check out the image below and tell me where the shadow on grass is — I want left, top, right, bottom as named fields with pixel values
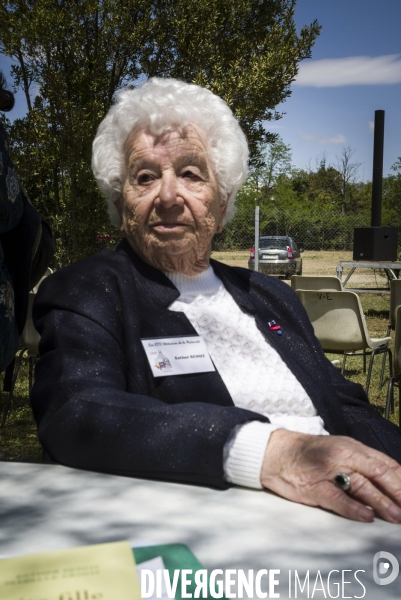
left=341, top=368, right=360, bottom=377
left=0, top=391, right=43, bottom=463
left=364, top=308, right=390, bottom=319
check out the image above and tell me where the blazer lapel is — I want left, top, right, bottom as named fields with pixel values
left=119, top=241, right=235, bottom=407
left=118, top=242, right=347, bottom=434
left=211, top=260, right=345, bottom=434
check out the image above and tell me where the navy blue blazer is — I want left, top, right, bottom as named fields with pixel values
left=31, top=240, right=401, bottom=487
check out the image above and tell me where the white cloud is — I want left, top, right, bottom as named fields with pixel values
left=294, top=54, right=401, bottom=87
left=368, top=121, right=375, bottom=133
left=299, top=132, right=347, bottom=145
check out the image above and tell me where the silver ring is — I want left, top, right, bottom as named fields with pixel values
left=333, top=472, right=352, bottom=491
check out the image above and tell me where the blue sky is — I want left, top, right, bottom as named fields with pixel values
left=1, top=0, right=400, bottom=181
left=277, top=0, right=401, bottom=180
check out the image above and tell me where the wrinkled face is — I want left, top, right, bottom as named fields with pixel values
left=119, top=126, right=227, bottom=272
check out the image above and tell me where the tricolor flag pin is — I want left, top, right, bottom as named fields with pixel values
left=268, top=320, right=282, bottom=335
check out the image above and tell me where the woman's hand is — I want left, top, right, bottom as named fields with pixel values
left=261, top=429, right=401, bottom=523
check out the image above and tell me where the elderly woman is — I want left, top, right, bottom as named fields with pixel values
left=32, top=78, right=401, bottom=524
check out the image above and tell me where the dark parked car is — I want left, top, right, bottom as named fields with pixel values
left=248, top=236, right=303, bottom=278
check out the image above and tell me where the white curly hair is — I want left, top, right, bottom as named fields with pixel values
left=92, top=77, right=249, bottom=227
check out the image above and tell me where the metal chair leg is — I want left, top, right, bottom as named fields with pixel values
left=380, top=325, right=392, bottom=387
left=341, top=354, right=347, bottom=375
left=379, top=347, right=393, bottom=389
left=386, top=377, right=393, bottom=420
left=363, top=350, right=367, bottom=374
left=398, top=385, right=401, bottom=428
left=365, top=349, right=377, bottom=395
left=379, top=351, right=387, bottom=388
left=387, top=348, right=393, bottom=378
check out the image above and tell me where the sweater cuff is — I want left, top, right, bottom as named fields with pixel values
left=223, top=421, right=282, bottom=489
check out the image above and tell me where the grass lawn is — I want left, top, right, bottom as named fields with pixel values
left=0, top=250, right=398, bottom=462
left=0, top=361, right=42, bottom=462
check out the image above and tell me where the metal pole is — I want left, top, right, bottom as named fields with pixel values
left=371, top=110, right=385, bottom=227
left=254, top=205, right=260, bottom=272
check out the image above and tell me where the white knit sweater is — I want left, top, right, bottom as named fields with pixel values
left=165, top=267, right=328, bottom=489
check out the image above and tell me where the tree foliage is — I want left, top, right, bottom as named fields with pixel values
left=143, top=0, right=321, bottom=152
left=214, top=143, right=401, bottom=253
left=248, top=137, right=292, bottom=193
left=0, top=0, right=320, bottom=264
left=384, top=157, right=401, bottom=216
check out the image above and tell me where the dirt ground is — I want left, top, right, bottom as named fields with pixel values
left=211, top=249, right=393, bottom=289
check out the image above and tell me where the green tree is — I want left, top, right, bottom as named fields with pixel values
left=383, top=158, right=401, bottom=233
left=1, top=0, right=320, bottom=263
left=141, top=0, right=320, bottom=153
left=249, top=136, right=293, bottom=195
left=219, top=136, right=295, bottom=248
left=227, top=145, right=375, bottom=252
left=291, top=158, right=343, bottom=209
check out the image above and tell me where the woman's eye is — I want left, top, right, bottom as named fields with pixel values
left=182, top=170, right=198, bottom=179
left=137, top=173, right=154, bottom=185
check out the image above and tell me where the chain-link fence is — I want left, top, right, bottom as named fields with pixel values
left=213, top=204, right=400, bottom=253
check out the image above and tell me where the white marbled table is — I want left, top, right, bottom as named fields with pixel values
left=0, top=461, right=400, bottom=599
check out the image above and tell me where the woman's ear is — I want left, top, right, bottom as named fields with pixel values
left=114, top=195, right=126, bottom=234
left=114, top=195, right=124, bottom=219
left=216, top=196, right=229, bottom=233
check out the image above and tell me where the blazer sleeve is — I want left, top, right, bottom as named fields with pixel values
left=31, top=264, right=268, bottom=488
left=250, top=274, right=401, bottom=463
left=323, top=356, right=401, bottom=462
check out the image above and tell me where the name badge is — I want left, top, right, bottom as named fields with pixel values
left=141, top=335, right=215, bottom=377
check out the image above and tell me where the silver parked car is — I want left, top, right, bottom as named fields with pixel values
left=248, top=236, right=303, bottom=278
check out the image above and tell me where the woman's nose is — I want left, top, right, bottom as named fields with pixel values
left=157, top=172, right=183, bottom=208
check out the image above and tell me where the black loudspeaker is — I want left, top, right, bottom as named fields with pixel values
left=353, top=227, right=398, bottom=261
